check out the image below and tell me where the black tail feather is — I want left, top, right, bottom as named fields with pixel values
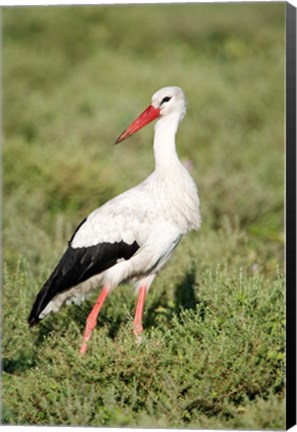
left=28, top=263, right=64, bottom=326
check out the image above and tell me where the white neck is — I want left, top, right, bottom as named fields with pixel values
left=153, top=113, right=181, bottom=171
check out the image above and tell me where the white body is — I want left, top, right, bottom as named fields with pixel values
left=39, top=87, right=201, bottom=319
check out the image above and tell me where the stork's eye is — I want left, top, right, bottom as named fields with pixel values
left=160, top=96, right=172, bottom=105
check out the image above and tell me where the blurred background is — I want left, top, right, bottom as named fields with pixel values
left=3, top=3, right=285, bottom=428
left=4, top=3, right=284, bottom=272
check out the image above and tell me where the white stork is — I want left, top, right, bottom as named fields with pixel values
left=28, top=86, right=201, bottom=354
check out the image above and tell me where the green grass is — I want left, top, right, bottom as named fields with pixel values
left=2, top=3, right=285, bottom=429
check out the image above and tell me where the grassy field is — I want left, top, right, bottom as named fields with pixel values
left=2, top=3, right=285, bottom=429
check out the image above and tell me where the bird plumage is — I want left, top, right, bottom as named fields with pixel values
left=28, top=86, right=201, bottom=352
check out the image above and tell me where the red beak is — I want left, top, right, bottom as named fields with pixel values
left=115, top=105, right=160, bottom=144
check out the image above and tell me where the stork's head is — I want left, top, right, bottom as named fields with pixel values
left=115, top=86, right=186, bottom=144
left=151, top=86, right=187, bottom=119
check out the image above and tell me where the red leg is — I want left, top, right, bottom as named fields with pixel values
left=133, top=285, right=147, bottom=342
left=80, top=285, right=109, bottom=355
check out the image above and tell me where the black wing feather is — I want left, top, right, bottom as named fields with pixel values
left=28, top=240, right=139, bottom=326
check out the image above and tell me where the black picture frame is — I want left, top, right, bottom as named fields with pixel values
left=286, top=2, right=297, bottom=430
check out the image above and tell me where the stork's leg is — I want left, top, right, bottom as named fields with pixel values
left=80, top=285, right=109, bottom=355
left=133, top=284, right=147, bottom=342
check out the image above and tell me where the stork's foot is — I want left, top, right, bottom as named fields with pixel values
left=79, top=286, right=109, bottom=356
left=80, top=321, right=95, bottom=355
left=133, top=285, right=146, bottom=345
left=80, top=342, right=88, bottom=355
left=133, top=322, right=143, bottom=344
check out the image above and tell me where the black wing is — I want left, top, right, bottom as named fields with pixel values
left=28, top=240, right=139, bottom=326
